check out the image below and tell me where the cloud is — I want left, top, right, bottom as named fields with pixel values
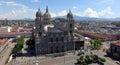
left=73, top=6, right=77, bottom=9
left=98, top=7, right=115, bottom=18
left=50, top=10, right=68, bottom=17
left=74, top=13, right=81, bottom=16
left=0, top=15, right=7, bottom=19
left=0, top=1, right=25, bottom=7
left=84, top=8, right=99, bottom=17
left=50, top=12, right=57, bottom=17
left=45, top=7, right=116, bottom=18
left=74, top=7, right=116, bottom=18
left=31, top=0, right=40, bottom=2
left=58, top=10, right=67, bottom=16
left=50, top=6, right=116, bottom=18
left=0, top=1, right=36, bottom=19
left=0, top=1, right=116, bottom=19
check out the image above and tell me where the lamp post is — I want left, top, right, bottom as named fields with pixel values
left=74, top=37, right=75, bottom=55
left=36, top=56, right=38, bottom=65
left=64, top=42, right=66, bottom=64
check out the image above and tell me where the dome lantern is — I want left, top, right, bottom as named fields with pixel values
left=44, top=6, right=51, bottom=19
left=67, top=10, right=73, bottom=18
left=36, top=8, right=42, bottom=17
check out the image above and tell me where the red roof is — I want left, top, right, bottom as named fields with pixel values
left=75, top=30, right=106, bottom=40
left=113, top=42, right=120, bottom=47
left=0, top=32, right=31, bottom=35
left=0, top=39, right=6, bottom=45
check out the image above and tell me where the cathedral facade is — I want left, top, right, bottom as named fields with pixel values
left=34, top=6, right=74, bottom=55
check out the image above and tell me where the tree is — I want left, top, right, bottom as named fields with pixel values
left=99, top=57, right=106, bottom=62
left=12, top=35, right=25, bottom=54
left=106, top=49, right=111, bottom=56
left=76, top=54, right=106, bottom=65
left=76, top=58, right=80, bottom=64
left=26, top=38, right=35, bottom=45
left=113, top=53, right=119, bottom=59
left=92, top=55, right=99, bottom=62
left=85, top=55, right=91, bottom=64
left=79, top=55, right=84, bottom=61
left=76, top=55, right=84, bottom=64
left=89, top=39, right=102, bottom=50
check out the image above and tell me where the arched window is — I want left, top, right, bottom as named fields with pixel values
left=39, top=32, right=41, bottom=36
left=70, top=30, right=72, bottom=34
left=61, top=46, right=64, bottom=52
left=56, top=46, right=59, bottom=52
left=70, top=24, right=72, bottom=28
left=50, top=47, right=53, bottom=53
left=56, top=37, right=59, bottom=42
left=61, top=37, right=64, bottom=41
left=50, top=38, right=53, bottom=42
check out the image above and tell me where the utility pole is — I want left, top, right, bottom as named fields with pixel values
left=64, top=42, right=66, bottom=64
left=35, top=54, right=38, bottom=65
left=73, top=34, right=75, bottom=55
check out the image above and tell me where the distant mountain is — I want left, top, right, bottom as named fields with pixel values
left=53, top=15, right=80, bottom=20
left=53, top=15, right=120, bottom=22
left=22, top=18, right=34, bottom=20
left=21, top=16, right=120, bottom=22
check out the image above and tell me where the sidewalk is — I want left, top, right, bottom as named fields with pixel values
left=0, top=42, right=15, bottom=65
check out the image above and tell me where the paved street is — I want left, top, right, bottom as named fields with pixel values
left=10, top=40, right=119, bottom=65
left=0, top=39, right=16, bottom=65
left=88, top=41, right=117, bottom=65
left=58, top=41, right=118, bottom=65
left=20, top=55, right=78, bottom=65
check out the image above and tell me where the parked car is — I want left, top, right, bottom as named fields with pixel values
left=115, top=61, right=120, bottom=65
left=77, top=50, right=84, bottom=56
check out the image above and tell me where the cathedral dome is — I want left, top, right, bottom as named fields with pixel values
left=67, top=10, right=73, bottom=18
left=43, top=6, right=51, bottom=19
left=44, top=12, right=51, bottom=19
left=36, top=8, right=42, bottom=17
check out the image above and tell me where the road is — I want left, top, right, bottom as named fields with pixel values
left=0, top=39, right=15, bottom=65
left=90, top=41, right=117, bottom=65
left=20, top=55, right=78, bottom=65
left=9, top=38, right=119, bottom=65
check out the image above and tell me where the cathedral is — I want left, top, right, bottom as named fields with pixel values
left=34, top=6, right=74, bottom=55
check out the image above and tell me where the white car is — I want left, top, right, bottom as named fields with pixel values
left=115, top=61, right=120, bottom=65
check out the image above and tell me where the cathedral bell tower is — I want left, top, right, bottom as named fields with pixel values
left=67, top=10, right=74, bottom=42
left=35, top=8, right=43, bottom=37
left=35, top=8, right=44, bottom=55
left=43, top=6, right=51, bottom=25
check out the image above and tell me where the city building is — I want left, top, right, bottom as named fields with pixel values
left=110, top=42, right=120, bottom=55
left=0, top=39, right=8, bottom=58
left=34, top=6, right=75, bottom=55
left=0, top=26, right=12, bottom=32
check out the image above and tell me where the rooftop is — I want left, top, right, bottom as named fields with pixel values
left=112, top=42, right=120, bottom=47
left=0, top=32, right=31, bottom=35
left=0, top=39, right=7, bottom=45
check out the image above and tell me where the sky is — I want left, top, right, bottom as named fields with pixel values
left=0, top=0, right=120, bottom=20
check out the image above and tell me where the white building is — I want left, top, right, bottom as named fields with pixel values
left=0, top=26, right=12, bottom=32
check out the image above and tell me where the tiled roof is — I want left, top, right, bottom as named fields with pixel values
left=0, top=32, right=31, bottom=35
left=112, top=42, right=120, bottom=47
left=75, top=30, right=106, bottom=40
left=0, top=39, right=6, bottom=45
left=74, top=38, right=80, bottom=42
